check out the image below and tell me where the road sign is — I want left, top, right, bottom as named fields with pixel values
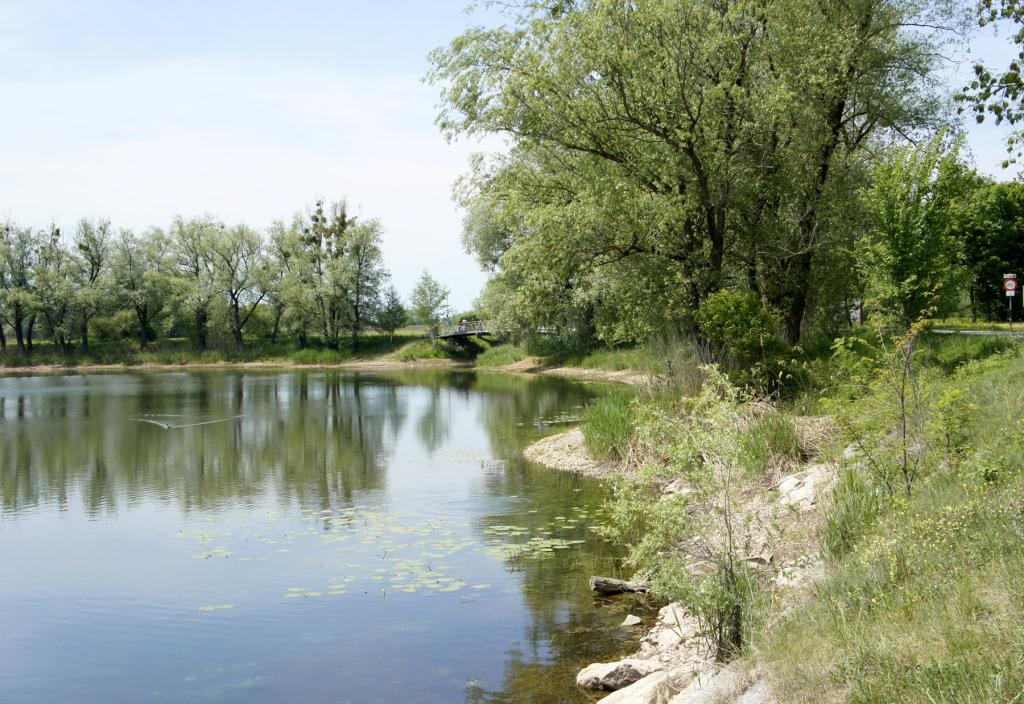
left=1005, top=278, right=1018, bottom=294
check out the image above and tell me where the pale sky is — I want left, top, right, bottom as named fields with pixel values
left=0, top=1, right=1021, bottom=310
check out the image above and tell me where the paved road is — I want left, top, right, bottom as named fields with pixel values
left=930, top=329, right=1024, bottom=338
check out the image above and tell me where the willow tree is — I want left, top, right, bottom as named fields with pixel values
left=431, top=0, right=963, bottom=343
left=73, top=218, right=112, bottom=353
left=210, top=224, right=267, bottom=349
left=169, top=216, right=219, bottom=351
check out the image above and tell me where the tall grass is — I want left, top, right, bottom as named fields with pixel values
left=581, top=392, right=636, bottom=461
left=739, top=411, right=801, bottom=477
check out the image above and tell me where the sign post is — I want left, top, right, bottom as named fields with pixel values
left=1004, top=274, right=1017, bottom=331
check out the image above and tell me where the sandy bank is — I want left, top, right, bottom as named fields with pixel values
left=499, top=357, right=650, bottom=385
left=522, top=428, right=621, bottom=477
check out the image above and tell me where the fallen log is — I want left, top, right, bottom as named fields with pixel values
left=590, top=575, right=649, bottom=595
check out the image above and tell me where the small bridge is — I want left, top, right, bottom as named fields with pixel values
left=435, top=320, right=555, bottom=339
left=436, top=320, right=495, bottom=339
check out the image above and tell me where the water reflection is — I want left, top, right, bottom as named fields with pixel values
left=0, top=369, right=648, bottom=704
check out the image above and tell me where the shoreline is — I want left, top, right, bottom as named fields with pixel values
left=0, top=356, right=649, bottom=384
left=0, top=357, right=473, bottom=376
left=524, top=423, right=837, bottom=703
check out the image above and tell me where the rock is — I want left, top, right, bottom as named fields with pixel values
left=843, top=443, right=860, bottom=460
left=598, top=671, right=669, bottom=704
left=668, top=668, right=745, bottom=704
left=736, top=679, right=770, bottom=704
left=663, top=479, right=694, bottom=497
left=592, top=575, right=650, bottom=595
left=743, top=554, right=773, bottom=569
left=658, top=603, right=687, bottom=627
left=622, top=614, right=643, bottom=627
left=577, top=659, right=664, bottom=691
left=645, top=625, right=687, bottom=651
left=777, top=463, right=836, bottom=512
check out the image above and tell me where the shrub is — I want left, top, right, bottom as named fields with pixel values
left=696, top=290, right=789, bottom=388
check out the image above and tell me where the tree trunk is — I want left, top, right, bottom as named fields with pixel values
left=136, top=307, right=149, bottom=350
left=195, top=309, right=208, bottom=352
left=80, top=317, right=90, bottom=354
left=14, top=308, right=25, bottom=354
left=270, top=308, right=282, bottom=344
left=231, top=302, right=245, bottom=349
left=784, top=250, right=814, bottom=344
left=26, top=314, right=35, bottom=353
left=0, top=323, right=6, bottom=353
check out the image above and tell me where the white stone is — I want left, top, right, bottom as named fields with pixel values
left=663, top=479, right=694, bottom=496
left=668, top=669, right=745, bottom=704
left=658, top=603, right=687, bottom=627
left=736, top=680, right=770, bottom=704
left=578, top=659, right=664, bottom=691
left=622, top=614, right=643, bottom=627
left=598, top=671, right=669, bottom=704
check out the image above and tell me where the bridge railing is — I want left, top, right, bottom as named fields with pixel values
left=436, top=320, right=492, bottom=337
left=433, top=320, right=558, bottom=338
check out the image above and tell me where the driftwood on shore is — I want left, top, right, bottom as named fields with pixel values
left=590, top=575, right=649, bottom=595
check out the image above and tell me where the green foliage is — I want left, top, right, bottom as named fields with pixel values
left=821, top=466, right=882, bottom=561
left=409, top=270, right=449, bottom=332
left=602, top=368, right=769, bottom=661
left=431, top=0, right=954, bottom=346
left=958, top=0, right=1024, bottom=162
left=394, top=339, right=463, bottom=362
left=948, top=180, right=1024, bottom=320
left=0, top=194, right=398, bottom=357
left=696, top=290, right=789, bottom=388
left=858, top=133, right=968, bottom=326
left=580, top=392, right=635, bottom=462
left=376, top=285, right=407, bottom=342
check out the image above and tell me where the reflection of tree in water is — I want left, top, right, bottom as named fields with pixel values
left=474, top=373, right=599, bottom=462
left=464, top=376, right=649, bottom=704
left=0, top=371, right=409, bottom=516
left=469, top=460, right=650, bottom=704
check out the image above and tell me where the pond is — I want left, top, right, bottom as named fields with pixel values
left=0, top=369, right=648, bottom=704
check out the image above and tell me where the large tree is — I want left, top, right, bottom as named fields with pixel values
left=0, top=222, right=42, bottom=353
left=111, top=229, right=172, bottom=350
left=342, top=220, right=388, bottom=350
left=73, top=218, right=112, bottom=353
left=210, top=224, right=267, bottom=349
left=169, top=216, right=219, bottom=351
left=410, top=270, right=450, bottom=337
left=431, top=0, right=963, bottom=344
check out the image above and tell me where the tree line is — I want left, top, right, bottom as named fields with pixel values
left=0, top=199, right=454, bottom=356
left=430, top=0, right=1024, bottom=353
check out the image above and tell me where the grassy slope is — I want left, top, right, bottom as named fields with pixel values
left=760, top=336, right=1024, bottom=703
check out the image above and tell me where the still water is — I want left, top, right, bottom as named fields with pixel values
left=0, top=370, right=645, bottom=704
